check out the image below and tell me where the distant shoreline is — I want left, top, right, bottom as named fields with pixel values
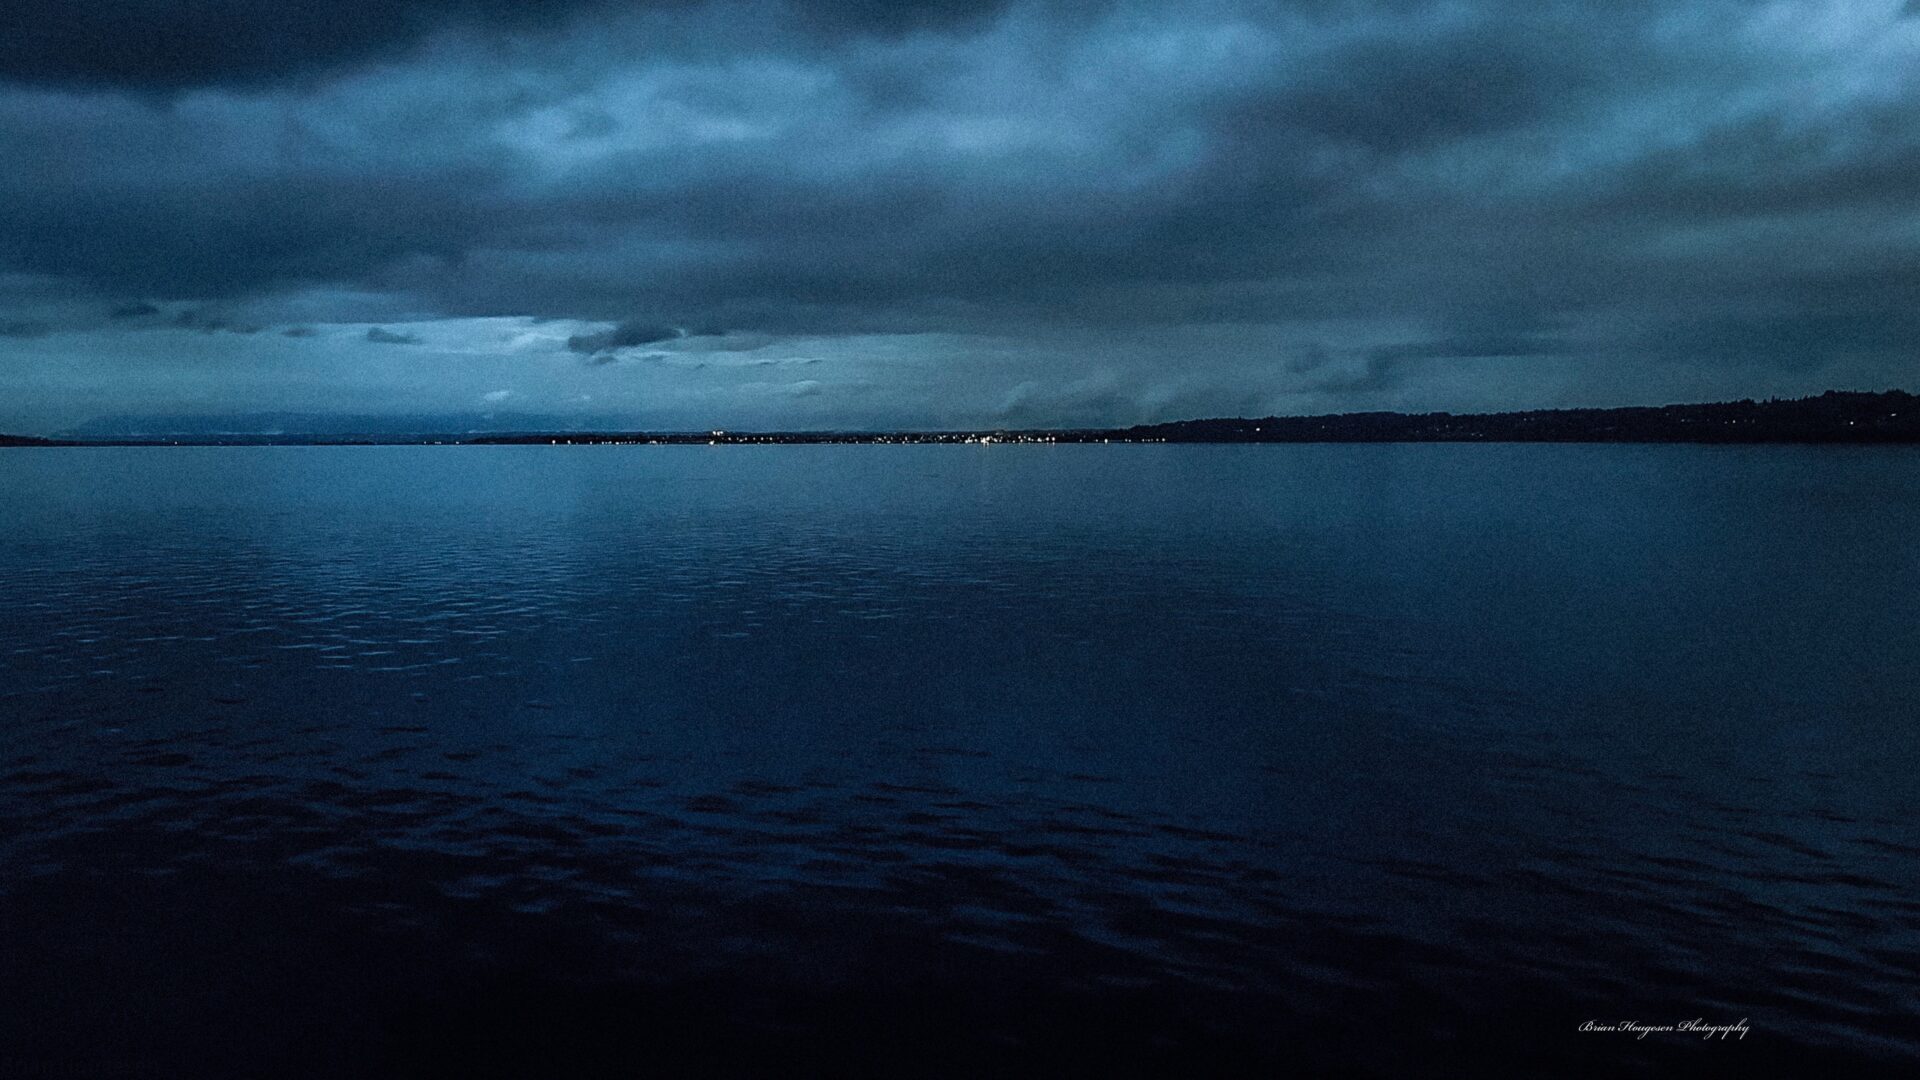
left=7, top=389, right=1917, bottom=447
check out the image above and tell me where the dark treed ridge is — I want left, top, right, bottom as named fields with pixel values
left=6, top=390, right=1918, bottom=446
left=1122, top=389, right=1920, bottom=444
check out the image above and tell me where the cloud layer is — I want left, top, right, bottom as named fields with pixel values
left=3, top=0, right=1919, bottom=430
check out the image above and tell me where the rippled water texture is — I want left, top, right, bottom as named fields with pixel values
left=2, top=445, right=1917, bottom=1077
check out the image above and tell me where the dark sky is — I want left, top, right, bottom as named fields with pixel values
left=2, top=0, right=1917, bottom=431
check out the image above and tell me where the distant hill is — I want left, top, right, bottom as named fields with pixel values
left=1122, top=390, right=1920, bottom=444
left=57, top=412, right=629, bottom=439
left=8, top=390, right=1919, bottom=445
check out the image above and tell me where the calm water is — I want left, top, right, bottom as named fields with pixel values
left=2, top=445, right=1917, bottom=1077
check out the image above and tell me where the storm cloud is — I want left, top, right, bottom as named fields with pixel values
left=2, top=0, right=1918, bottom=431
left=0, top=319, right=52, bottom=339
left=566, top=321, right=684, bottom=355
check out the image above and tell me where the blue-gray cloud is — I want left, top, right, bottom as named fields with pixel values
left=0, top=0, right=632, bottom=91
left=1, top=0, right=1918, bottom=430
left=566, top=321, right=683, bottom=355
left=0, top=0, right=1032, bottom=92
left=0, top=318, right=51, bottom=338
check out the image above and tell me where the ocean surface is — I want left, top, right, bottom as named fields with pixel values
left=1, top=445, right=1916, bottom=1077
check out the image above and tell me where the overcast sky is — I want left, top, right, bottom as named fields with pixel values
left=2, top=0, right=1917, bottom=431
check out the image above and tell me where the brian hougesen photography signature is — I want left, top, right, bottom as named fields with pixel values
left=1580, top=1019, right=1751, bottom=1041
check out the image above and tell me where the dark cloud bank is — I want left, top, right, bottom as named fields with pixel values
left=2, top=0, right=1918, bottom=427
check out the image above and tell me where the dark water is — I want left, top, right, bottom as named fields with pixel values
left=2, top=445, right=1916, bottom=1077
